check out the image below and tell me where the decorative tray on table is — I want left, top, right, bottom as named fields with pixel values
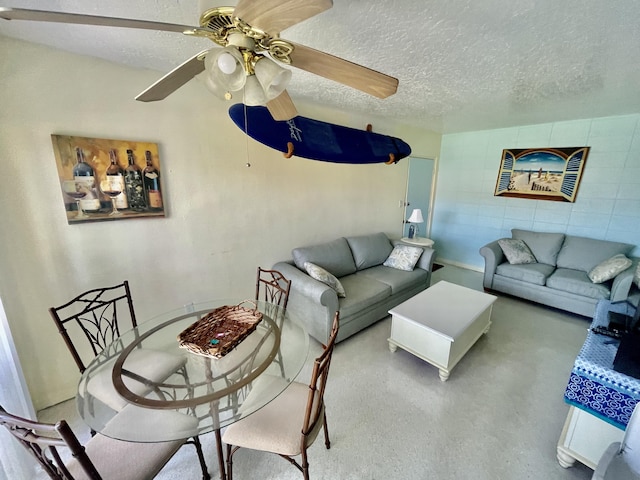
left=177, top=301, right=264, bottom=358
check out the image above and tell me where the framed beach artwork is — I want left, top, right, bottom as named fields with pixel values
left=51, top=135, right=165, bottom=224
left=494, top=147, right=589, bottom=202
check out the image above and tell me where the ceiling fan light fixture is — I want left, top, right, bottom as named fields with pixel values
left=226, top=32, right=255, bottom=50
left=217, top=52, right=237, bottom=74
left=243, top=75, right=268, bottom=106
left=254, top=56, right=292, bottom=101
left=195, top=68, right=228, bottom=100
left=210, top=46, right=246, bottom=91
left=3, top=4, right=400, bottom=113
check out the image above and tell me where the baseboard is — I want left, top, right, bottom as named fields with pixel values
left=435, top=258, right=484, bottom=273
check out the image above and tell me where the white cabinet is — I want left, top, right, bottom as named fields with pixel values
left=557, top=406, right=624, bottom=469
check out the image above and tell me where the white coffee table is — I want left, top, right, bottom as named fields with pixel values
left=388, top=281, right=497, bottom=381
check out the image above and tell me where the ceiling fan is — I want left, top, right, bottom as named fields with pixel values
left=0, top=0, right=399, bottom=121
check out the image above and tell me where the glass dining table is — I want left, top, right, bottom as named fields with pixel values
left=76, top=299, right=309, bottom=480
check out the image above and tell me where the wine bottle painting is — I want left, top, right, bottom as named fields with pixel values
left=51, top=135, right=165, bottom=224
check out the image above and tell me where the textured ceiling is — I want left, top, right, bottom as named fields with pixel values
left=1, top=0, right=639, bottom=133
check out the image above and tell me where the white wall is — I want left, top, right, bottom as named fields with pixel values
left=432, top=115, right=640, bottom=269
left=0, top=36, right=441, bottom=409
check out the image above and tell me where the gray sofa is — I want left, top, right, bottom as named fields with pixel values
left=480, top=229, right=638, bottom=317
left=273, top=232, right=436, bottom=345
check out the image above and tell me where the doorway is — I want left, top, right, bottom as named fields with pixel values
left=403, top=157, right=436, bottom=239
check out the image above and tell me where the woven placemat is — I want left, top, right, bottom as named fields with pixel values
left=177, top=301, right=263, bottom=358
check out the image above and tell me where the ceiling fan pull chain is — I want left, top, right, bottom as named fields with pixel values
left=243, top=102, right=251, bottom=167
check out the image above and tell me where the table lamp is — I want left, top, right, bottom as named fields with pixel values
left=407, top=208, right=424, bottom=239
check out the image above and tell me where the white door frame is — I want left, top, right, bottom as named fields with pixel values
left=403, top=156, right=439, bottom=238
left=0, top=296, right=37, bottom=479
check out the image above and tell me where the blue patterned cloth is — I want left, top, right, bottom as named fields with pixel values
left=564, top=300, right=640, bottom=430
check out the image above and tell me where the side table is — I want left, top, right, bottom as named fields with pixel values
left=401, top=237, right=435, bottom=248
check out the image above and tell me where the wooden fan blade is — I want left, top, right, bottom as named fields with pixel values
left=233, top=0, right=332, bottom=34
left=0, top=7, right=204, bottom=34
left=266, top=91, right=298, bottom=120
left=136, top=51, right=208, bottom=102
left=287, top=41, right=398, bottom=99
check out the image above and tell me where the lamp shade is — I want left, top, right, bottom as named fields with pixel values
left=407, top=208, right=424, bottom=223
left=197, top=52, right=228, bottom=99
left=209, top=46, right=246, bottom=92
left=243, top=75, right=267, bottom=106
left=254, top=56, right=292, bottom=101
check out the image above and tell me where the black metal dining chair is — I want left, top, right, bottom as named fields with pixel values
left=0, top=404, right=197, bottom=480
left=222, top=312, right=339, bottom=480
left=256, top=267, right=292, bottom=310
left=49, top=280, right=141, bottom=374
left=48, top=280, right=210, bottom=479
left=255, top=268, right=292, bottom=376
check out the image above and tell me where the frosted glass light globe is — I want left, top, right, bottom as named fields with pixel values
left=217, top=52, right=237, bottom=74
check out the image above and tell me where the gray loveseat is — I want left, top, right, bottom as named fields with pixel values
left=273, top=232, right=436, bottom=344
left=480, top=229, right=638, bottom=317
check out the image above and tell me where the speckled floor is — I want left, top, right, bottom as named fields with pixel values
left=39, top=265, right=595, bottom=480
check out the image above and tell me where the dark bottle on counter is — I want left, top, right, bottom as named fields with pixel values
left=73, top=147, right=101, bottom=212
left=124, top=149, right=147, bottom=212
left=143, top=150, right=163, bottom=210
left=106, top=149, right=128, bottom=210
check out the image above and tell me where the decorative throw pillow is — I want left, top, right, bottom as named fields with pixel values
left=588, top=254, right=633, bottom=283
left=498, top=239, right=537, bottom=265
left=304, top=262, right=346, bottom=297
left=383, top=245, right=423, bottom=271
left=511, top=229, right=565, bottom=266
left=635, top=262, right=640, bottom=288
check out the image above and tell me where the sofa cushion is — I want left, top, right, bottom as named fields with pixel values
left=511, top=229, right=565, bottom=266
left=345, top=232, right=393, bottom=270
left=292, top=237, right=356, bottom=278
left=498, top=238, right=537, bottom=265
left=555, top=236, right=634, bottom=273
left=383, top=245, right=423, bottom=271
left=356, top=265, right=429, bottom=294
left=495, top=262, right=555, bottom=286
left=304, top=262, right=346, bottom=297
left=588, top=254, right=633, bottom=284
left=546, top=268, right=611, bottom=299
left=337, top=274, right=392, bottom=319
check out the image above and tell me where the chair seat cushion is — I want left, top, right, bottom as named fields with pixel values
left=66, top=407, right=198, bottom=480
left=66, top=433, right=184, bottom=480
left=337, top=274, right=391, bottom=319
left=222, top=381, right=322, bottom=457
left=546, top=268, right=611, bottom=299
left=83, top=348, right=186, bottom=411
left=495, top=262, right=555, bottom=286
left=356, top=265, right=428, bottom=294
left=100, top=404, right=200, bottom=442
